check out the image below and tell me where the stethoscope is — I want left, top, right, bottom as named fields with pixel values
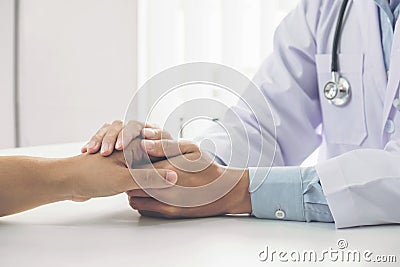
left=324, top=0, right=351, bottom=107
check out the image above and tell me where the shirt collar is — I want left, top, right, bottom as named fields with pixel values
left=391, top=0, right=400, bottom=11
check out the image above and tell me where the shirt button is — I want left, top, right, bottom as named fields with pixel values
left=385, top=120, right=395, bottom=134
left=275, top=210, right=286, bottom=219
left=393, top=98, right=400, bottom=111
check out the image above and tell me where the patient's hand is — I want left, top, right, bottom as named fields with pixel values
left=0, top=150, right=178, bottom=217
left=81, top=120, right=172, bottom=159
left=65, top=151, right=177, bottom=202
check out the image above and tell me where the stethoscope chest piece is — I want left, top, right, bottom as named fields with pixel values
left=324, top=0, right=352, bottom=107
left=324, top=72, right=351, bottom=106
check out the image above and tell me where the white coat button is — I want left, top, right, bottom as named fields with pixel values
left=385, top=120, right=395, bottom=134
left=275, top=210, right=285, bottom=219
left=393, top=99, right=400, bottom=111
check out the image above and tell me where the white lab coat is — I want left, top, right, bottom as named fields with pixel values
left=203, top=0, right=400, bottom=228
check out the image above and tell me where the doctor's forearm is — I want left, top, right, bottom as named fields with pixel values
left=0, top=157, right=70, bottom=217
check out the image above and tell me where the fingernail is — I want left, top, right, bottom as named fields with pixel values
left=101, top=143, right=110, bottom=154
left=166, top=171, right=178, bottom=184
left=88, top=140, right=96, bottom=149
left=142, top=140, right=155, bottom=151
left=142, top=128, right=156, bottom=138
left=116, top=139, right=122, bottom=149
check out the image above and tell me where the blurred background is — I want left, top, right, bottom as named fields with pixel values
left=0, top=0, right=300, bottom=149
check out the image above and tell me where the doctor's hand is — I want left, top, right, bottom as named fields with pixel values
left=81, top=120, right=172, bottom=158
left=126, top=140, right=252, bottom=219
left=61, top=151, right=178, bottom=202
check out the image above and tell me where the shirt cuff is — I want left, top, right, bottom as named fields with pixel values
left=249, top=166, right=334, bottom=223
left=249, top=167, right=306, bottom=221
left=302, top=167, right=334, bottom=223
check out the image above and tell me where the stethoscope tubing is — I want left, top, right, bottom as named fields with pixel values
left=331, top=0, right=350, bottom=73
left=324, top=0, right=351, bottom=107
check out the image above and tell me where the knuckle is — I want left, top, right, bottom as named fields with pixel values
left=93, top=134, right=103, bottom=141
left=112, top=120, right=123, bottom=126
left=190, top=143, right=200, bottom=152
left=106, top=128, right=118, bottom=137
left=129, top=120, right=144, bottom=127
left=164, top=131, right=172, bottom=139
left=182, top=140, right=199, bottom=151
left=153, top=128, right=161, bottom=137
left=165, top=207, right=178, bottom=218
left=126, top=121, right=145, bottom=136
left=110, top=127, right=123, bottom=136
left=157, top=129, right=167, bottom=139
left=146, top=122, right=155, bottom=128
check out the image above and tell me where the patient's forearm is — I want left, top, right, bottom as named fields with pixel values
left=0, top=157, right=69, bottom=217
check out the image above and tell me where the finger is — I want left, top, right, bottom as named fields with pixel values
left=123, top=138, right=148, bottom=167
left=131, top=197, right=187, bottom=219
left=122, top=120, right=145, bottom=148
left=144, top=122, right=159, bottom=128
left=87, top=123, right=110, bottom=153
left=141, top=139, right=199, bottom=158
left=129, top=168, right=178, bottom=189
left=126, top=189, right=150, bottom=198
left=101, top=120, right=123, bottom=156
left=138, top=210, right=166, bottom=218
left=130, top=197, right=167, bottom=214
left=81, top=143, right=88, bottom=153
left=141, top=128, right=173, bottom=140
left=127, top=195, right=151, bottom=210
left=132, top=197, right=216, bottom=219
left=128, top=197, right=163, bottom=217
left=115, top=131, right=123, bottom=150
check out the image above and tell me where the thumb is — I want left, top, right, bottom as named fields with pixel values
left=127, top=168, right=178, bottom=190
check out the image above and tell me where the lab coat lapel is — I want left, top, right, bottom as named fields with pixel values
left=382, top=18, right=400, bottom=130
left=355, top=0, right=387, bottom=103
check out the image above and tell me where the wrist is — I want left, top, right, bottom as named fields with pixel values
left=42, top=157, right=75, bottom=202
left=225, top=168, right=252, bottom=215
left=22, top=157, right=73, bottom=203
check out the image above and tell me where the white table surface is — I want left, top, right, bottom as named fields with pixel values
left=0, top=143, right=399, bottom=267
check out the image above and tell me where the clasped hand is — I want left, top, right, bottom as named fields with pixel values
left=82, top=120, right=251, bottom=218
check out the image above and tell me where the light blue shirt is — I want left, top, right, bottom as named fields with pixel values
left=249, top=167, right=333, bottom=222
left=376, top=0, right=400, bottom=70
left=249, top=0, right=400, bottom=223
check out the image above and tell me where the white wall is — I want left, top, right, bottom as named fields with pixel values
left=1, top=0, right=299, bottom=147
left=137, top=0, right=300, bottom=138
left=0, top=0, right=16, bottom=149
left=18, top=0, right=138, bottom=147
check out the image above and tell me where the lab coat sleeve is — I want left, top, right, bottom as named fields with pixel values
left=316, top=145, right=400, bottom=228
left=249, top=166, right=333, bottom=223
left=200, top=0, right=323, bottom=168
